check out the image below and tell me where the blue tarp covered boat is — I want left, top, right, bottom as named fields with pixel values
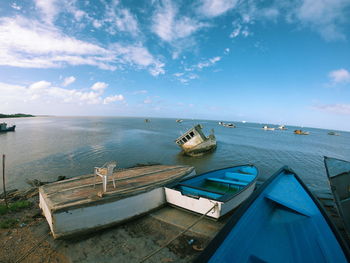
left=195, top=166, right=350, bottom=263
left=165, top=164, right=258, bottom=219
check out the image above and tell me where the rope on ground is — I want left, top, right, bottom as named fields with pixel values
left=139, top=203, right=218, bottom=263
left=14, top=231, right=51, bottom=263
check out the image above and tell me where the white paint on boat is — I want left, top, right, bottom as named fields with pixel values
left=165, top=181, right=256, bottom=219
left=43, top=188, right=164, bottom=239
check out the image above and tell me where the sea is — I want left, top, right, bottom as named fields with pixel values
left=0, top=116, right=349, bottom=193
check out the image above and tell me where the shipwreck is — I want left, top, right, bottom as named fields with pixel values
left=175, top=124, right=216, bottom=157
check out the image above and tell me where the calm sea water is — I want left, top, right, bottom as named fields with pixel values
left=0, top=116, right=349, bottom=193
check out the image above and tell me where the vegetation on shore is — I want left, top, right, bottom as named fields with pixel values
left=0, top=113, right=35, bottom=118
left=0, top=200, right=32, bottom=228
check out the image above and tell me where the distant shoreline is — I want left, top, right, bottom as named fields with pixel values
left=0, top=113, right=35, bottom=119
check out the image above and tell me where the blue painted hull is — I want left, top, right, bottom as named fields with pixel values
left=196, top=167, right=350, bottom=263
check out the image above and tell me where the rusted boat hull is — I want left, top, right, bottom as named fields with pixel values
left=182, top=137, right=217, bottom=157
left=39, top=165, right=195, bottom=239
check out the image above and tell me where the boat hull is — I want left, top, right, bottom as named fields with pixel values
left=0, top=125, right=15, bottom=132
left=40, top=187, right=165, bottom=239
left=165, top=165, right=258, bottom=219
left=195, top=167, right=350, bottom=263
left=324, top=157, right=350, bottom=238
left=39, top=165, right=195, bottom=238
left=182, top=137, right=216, bottom=156
left=165, top=180, right=256, bottom=219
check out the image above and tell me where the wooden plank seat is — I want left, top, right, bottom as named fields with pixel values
left=206, top=177, right=248, bottom=186
left=224, top=172, right=255, bottom=183
left=178, top=183, right=224, bottom=200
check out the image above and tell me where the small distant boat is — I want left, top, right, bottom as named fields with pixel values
left=144, top=119, right=150, bottom=123
left=176, top=119, right=183, bottom=123
left=277, top=125, right=287, bottom=130
left=328, top=131, right=339, bottom=136
left=324, top=157, right=350, bottom=238
left=175, top=124, right=216, bottom=156
left=262, top=125, right=275, bottom=131
left=195, top=166, right=350, bottom=263
left=165, top=164, right=258, bottom=219
left=219, top=122, right=236, bottom=128
left=39, top=165, right=195, bottom=239
left=294, top=129, right=309, bottom=135
left=242, top=120, right=246, bottom=123
left=0, top=122, right=16, bottom=132
left=223, top=123, right=236, bottom=128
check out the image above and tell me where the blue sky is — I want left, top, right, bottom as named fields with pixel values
left=0, top=0, right=350, bottom=130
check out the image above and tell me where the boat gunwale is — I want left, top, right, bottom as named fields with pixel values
left=166, top=164, right=258, bottom=203
left=194, top=165, right=350, bottom=262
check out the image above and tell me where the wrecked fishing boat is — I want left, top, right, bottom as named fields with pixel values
left=39, top=164, right=195, bottom=239
left=175, top=124, right=216, bottom=156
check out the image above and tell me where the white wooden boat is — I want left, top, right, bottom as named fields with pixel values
left=39, top=165, right=195, bottom=239
left=165, top=165, right=258, bottom=219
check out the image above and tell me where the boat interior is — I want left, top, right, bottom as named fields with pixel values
left=170, top=165, right=258, bottom=202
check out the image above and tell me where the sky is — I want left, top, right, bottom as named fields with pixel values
left=0, top=0, right=350, bottom=131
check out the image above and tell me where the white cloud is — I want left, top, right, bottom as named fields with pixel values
left=228, top=1, right=350, bottom=42
left=0, top=80, right=124, bottom=106
left=29, top=80, right=51, bottom=90
left=34, top=0, right=59, bottom=24
left=328, top=69, right=350, bottom=84
left=0, top=17, right=163, bottom=76
left=0, top=17, right=112, bottom=69
left=99, top=1, right=140, bottom=37
left=173, top=72, right=184, bottom=77
left=198, top=0, right=239, bottom=17
left=111, top=43, right=165, bottom=76
left=152, top=0, right=207, bottom=42
left=230, top=26, right=241, bottom=38
left=11, top=3, right=22, bottom=10
left=62, top=76, right=76, bottom=87
left=295, top=0, right=349, bottom=40
left=314, top=104, right=350, bottom=115
left=103, top=95, right=124, bottom=104
left=91, top=82, right=108, bottom=92
left=197, top=56, right=221, bottom=69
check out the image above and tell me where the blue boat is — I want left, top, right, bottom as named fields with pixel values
left=195, top=166, right=350, bottom=263
left=165, top=164, right=258, bottom=219
left=0, top=122, right=15, bottom=132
